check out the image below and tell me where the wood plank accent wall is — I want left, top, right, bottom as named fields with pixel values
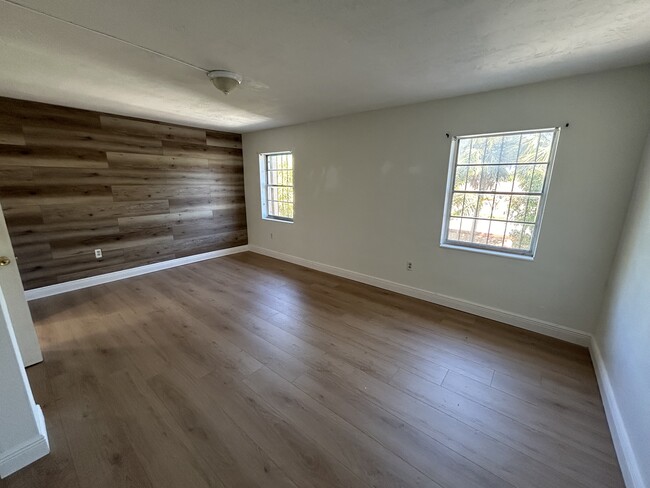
left=0, top=97, right=247, bottom=290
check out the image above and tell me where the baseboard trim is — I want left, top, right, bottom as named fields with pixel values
left=0, top=405, right=49, bottom=478
left=25, top=245, right=250, bottom=301
left=249, top=245, right=591, bottom=346
left=590, top=338, right=646, bottom=488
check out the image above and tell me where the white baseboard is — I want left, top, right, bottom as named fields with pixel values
left=0, top=405, right=49, bottom=478
left=250, top=246, right=648, bottom=485
left=590, top=338, right=646, bottom=488
left=25, top=245, right=249, bottom=301
left=249, top=245, right=591, bottom=346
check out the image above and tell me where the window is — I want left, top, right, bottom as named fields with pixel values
left=260, top=151, right=294, bottom=222
left=441, top=128, right=560, bottom=258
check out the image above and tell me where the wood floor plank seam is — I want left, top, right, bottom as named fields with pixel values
left=6, top=252, right=624, bottom=488
left=157, top=275, right=605, bottom=486
left=291, top=370, right=517, bottom=488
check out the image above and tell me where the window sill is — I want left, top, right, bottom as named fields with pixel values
left=440, top=242, right=534, bottom=261
left=262, top=217, right=294, bottom=224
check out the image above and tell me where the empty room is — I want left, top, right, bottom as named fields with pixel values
left=0, top=1, right=649, bottom=487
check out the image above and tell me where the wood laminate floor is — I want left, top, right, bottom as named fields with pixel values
left=3, top=252, right=623, bottom=488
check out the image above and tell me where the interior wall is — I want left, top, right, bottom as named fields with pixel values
left=0, top=97, right=247, bottom=290
left=595, top=132, right=650, bottom=487
left=243, top=65, right=650, bottom=334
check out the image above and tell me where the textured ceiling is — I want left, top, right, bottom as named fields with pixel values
left=1, top=0, right=649, bottom=132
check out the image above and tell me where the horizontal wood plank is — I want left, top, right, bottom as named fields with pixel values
left=23, top=126, right=164, bottom=154
left=0, top=97, right=246, bottom=289
left=8, top=254, right=623, bottom=488
left=0, top=145, right=109, bottom=168
left=100, top=115, right=207, bottom=144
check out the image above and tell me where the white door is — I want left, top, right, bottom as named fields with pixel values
left=0, top=203, right=42, bottom=366
left=0, top=285, right=49, bottom=477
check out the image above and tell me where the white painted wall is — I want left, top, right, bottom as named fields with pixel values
left=243, top=65, right=650, bottom=335
left=594, top=132, right=650, bottom=488
left=0, top=287, right=49, bottom=478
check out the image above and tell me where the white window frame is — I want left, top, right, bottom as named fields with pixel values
left=259, top=151, right=294, bottom=223
left=440, top=127, right=561, bottom=260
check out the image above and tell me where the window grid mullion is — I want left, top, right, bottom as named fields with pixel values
left=454, top=190, right=543, bottom=196
left=457, top=162, right=542, bottom=167
left=263, top=153, right=294, bottom=221
left=443, top=128, right=558, bottom=256
left=517, top=141, right=542, bottom=249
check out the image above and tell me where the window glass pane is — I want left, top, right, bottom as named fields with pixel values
left=492, top=195, right=511, bottom=220
left=466, top=166, right=482, bottom=191
left=470, top=137, right=487, bottom=164
left=520, top=224, right=535, bottom=250
left=451, top=193, right=465, bottom=217
left=443, top=129, right=557, bottom=256
left=459, top=218, right=474, bottom=242
left=501, top=135, right=521, bottom=162
left=513, top=165, right=533, bottom=192
left=537, top=132, right=553, bottom=162
left=508, top=195, right=528, bottom=222
left=531, top=164, right=547, bottom=192
left=504, top=222, right=523, bottom=248
left=518, top=133, right=539, bottom=163
left=477, top=194, right=494, bottom=219
left=457, top=139, right=471, bottom=165
left=479, top=166, right=498, bottom=191
left=454, top=166, right=468, bottom=190
left=263, top=153, right=294, bottom=220
left=487, top=220, right=506, bottom=247
left=462, top=194, right=478, bottom=217
left=496, top=165, right=515, bottom=192
left=484, top=136, right=503, bottom=164
left=447, top=217, right=461, bottom=240
left=524, top=196, right=540, bottom=223
left=473, top=219, right=490, bottom=245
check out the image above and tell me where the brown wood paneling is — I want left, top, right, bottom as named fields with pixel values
left=41, top=201, right=171, bottom=223
left=0, top=96, right=247, bottom=289
left=0, top=97, right=102, bottom=129
left=0, top=123, right=25, bottom=145
left=206, top=130, right=243, bottom=149
left=100, top=115, right=207, bottom=144
left=0, top=145, right=110, bottom=168
left=106, top=152, right=210, bottom=171
left=22, top=126, right=163, bottom=154
left=162, top=140, right=243, bottom=160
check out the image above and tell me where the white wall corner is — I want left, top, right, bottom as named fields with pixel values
left=248, top=245, right=591, bottom=346
left=590, top=337, right=647, bottom=488
left=25, top=245, right=250, bottom=301
left=0, top=405, right=49, bottom=479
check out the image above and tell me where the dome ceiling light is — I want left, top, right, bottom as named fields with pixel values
left=207, top=70, right=243, bottom=95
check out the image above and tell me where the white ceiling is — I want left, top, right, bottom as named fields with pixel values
left=1, top=0, right=649, bottom=132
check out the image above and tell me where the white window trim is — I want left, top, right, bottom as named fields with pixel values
left=440, top=127, right=561, bottom=260
left=259, top=151, right=294, bottom=223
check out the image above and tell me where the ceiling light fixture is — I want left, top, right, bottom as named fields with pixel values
left=207, top=70, right=243, bottom=95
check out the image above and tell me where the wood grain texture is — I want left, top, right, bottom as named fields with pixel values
left=0, top=97, right=247, bottom=289
left=5, top=253, right=624, bottom=488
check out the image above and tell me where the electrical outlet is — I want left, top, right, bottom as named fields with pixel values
left=95, top=249, right=103, bottom=259
left=407, top=261, right=413, bottom=271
